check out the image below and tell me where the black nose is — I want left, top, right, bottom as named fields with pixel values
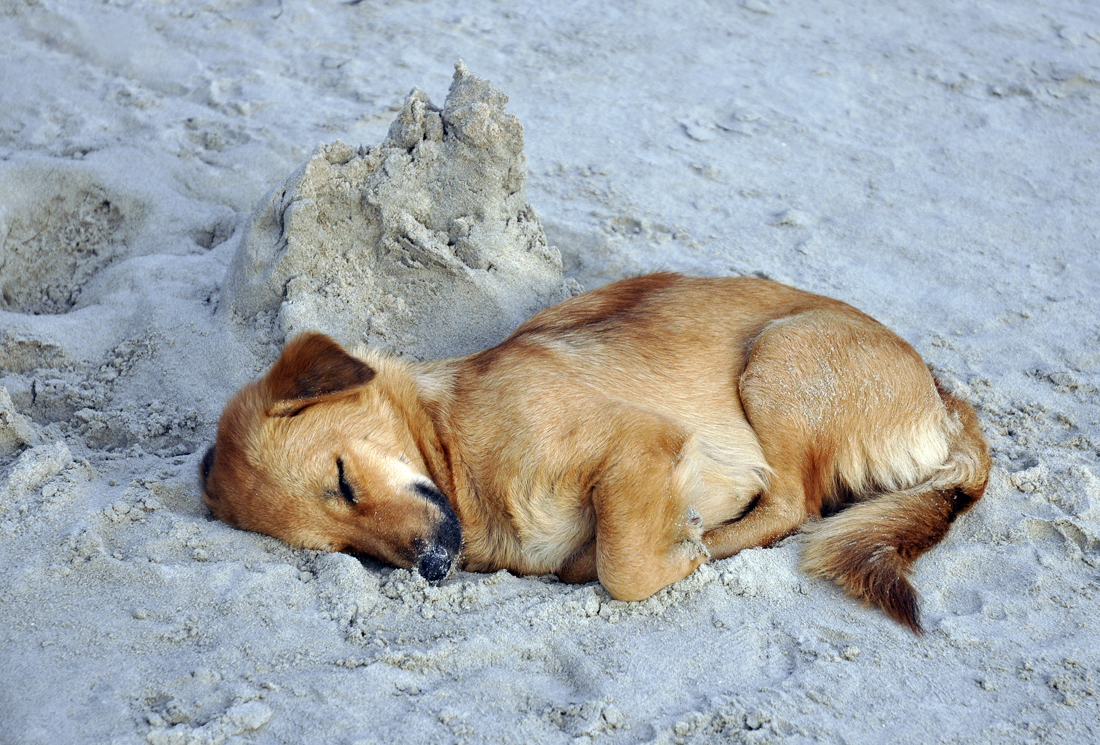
left=412, top=481, right=463, bottom=582
left=417, top=544, right=453, bottom=582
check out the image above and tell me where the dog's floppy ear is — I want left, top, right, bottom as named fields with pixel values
left=263, top=332, right=375, bottom=417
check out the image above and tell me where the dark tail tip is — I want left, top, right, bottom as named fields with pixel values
left=873, top=571, right=924, bottom=635
left=803, top=526, right=927, bottom=635
left=842, top=549, right=925, bottom=635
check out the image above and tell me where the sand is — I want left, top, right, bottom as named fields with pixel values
left=224, top=62, right=579, bottom=361
left=2, top=1, right=1098, bottom=743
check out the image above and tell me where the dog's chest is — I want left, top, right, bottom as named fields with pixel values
left=496, top=473, right=598, bottom=575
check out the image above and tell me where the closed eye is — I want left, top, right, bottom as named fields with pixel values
left=336, top=458, right=356, bottom=505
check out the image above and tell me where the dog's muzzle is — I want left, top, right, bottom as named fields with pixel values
left=413, top=482, right=463, bottom=582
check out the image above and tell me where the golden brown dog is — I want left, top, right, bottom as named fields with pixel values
left=201, top=273, right=990, bottom=632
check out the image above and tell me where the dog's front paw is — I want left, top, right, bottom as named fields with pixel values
left=679, top=507, right=709, bottom=560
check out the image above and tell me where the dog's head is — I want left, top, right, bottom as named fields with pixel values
left=200, top=332, right=462, bottom=581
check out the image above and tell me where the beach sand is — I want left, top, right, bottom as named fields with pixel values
left=2, top=2, right=1098, bottom=743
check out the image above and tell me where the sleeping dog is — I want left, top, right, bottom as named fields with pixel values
left=201, top=273, right=990, bottom=632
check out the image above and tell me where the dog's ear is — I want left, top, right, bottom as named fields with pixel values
left=263, top=332, right=375, bottom=417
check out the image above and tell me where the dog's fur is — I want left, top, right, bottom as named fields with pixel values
left=201, top=273, right=990, bottom=632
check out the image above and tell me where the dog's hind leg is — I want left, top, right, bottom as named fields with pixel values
left=701, top=441, right=809, bottom=559
left=588, top=410, right=710, bottom=601
left=702, top=308, right=987, bottom=632
left=703, top=310, right=918, bottom=559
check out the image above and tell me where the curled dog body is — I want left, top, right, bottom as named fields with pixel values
left=201, top=273, right=990, bottom=632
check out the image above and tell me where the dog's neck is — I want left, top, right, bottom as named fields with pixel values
left=403, top=356, right=507, bottom=570
left=400, top=358, right=461, bottom=494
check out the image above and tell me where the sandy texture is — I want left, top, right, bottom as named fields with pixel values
left=1, top=1, right=1098, bottom=744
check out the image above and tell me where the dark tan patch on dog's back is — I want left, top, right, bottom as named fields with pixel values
left=463, top=274, right=683, bottom=376
left=507, top=272, right=682, bottom=339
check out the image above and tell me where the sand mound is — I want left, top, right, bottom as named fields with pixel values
left=222, top=61, right=580, bottom=360
left=0, top=162, right=136, bottom=315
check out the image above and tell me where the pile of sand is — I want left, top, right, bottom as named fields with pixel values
left=223, top=61, right=580, bottom=360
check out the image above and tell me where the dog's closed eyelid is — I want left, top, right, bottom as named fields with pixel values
left=336, top=458, right=356, bottom=505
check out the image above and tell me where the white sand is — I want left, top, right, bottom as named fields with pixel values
left=2, top=2, right=1098, bottom=743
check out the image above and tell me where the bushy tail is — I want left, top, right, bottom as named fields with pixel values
left=801, top=386, right=991, bottom=634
